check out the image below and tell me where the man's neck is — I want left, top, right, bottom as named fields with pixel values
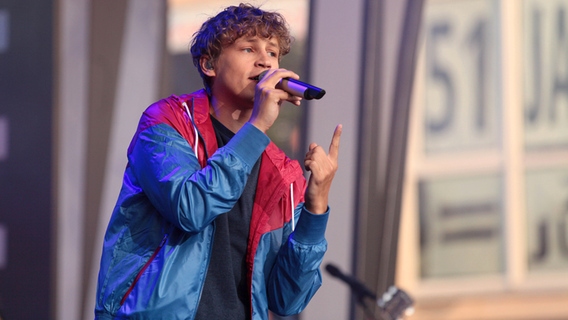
left=209, top=95, right=253, bottom=133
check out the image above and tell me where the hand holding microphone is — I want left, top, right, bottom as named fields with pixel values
left=249, top=68, right=326, bottom=133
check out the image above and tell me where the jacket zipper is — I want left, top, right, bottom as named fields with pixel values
left=120, top=234, right=168, bottom=306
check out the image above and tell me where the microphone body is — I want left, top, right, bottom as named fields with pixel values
left=259, top=71, right=326, bottom=100
left=325, top=263, right=377, bottom=300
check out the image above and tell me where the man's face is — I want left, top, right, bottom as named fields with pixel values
left=209, top=35, right=281, bottom=108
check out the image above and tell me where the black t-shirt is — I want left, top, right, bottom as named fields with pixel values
left=195, top=117, right=261, bottom=320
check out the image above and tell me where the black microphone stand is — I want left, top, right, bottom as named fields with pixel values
left=352, top=289, right=379, bottom=320
left=326, top=263, right=380, bottom=320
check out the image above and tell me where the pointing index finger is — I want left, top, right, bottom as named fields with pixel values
left=328, top=124, right=342, bottom=159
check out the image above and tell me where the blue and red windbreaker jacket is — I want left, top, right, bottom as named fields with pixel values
left=94, top=89, right=329, bottom=320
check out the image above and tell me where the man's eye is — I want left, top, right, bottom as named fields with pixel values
left=243, top=48, right=253, bottom=53
left=268, top=52, right=278, bottom=57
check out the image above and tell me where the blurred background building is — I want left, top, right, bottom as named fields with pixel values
left=0, top=0, right=567, bottom=319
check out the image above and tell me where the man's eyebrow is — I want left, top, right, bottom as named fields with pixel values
left=240, top=36, right=258, bottom=44
left=240, top=37, right=280, bottom=50
left=266, top=40, right=279, bottom=50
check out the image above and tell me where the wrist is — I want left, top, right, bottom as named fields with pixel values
left=305, top=199, right=328, bottom=215
left=249, top=120, right=269, bottom=134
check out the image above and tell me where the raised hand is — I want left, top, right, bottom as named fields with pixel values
left=304, top=124, right=342, bottom=214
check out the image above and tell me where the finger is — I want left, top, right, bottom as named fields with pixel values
left=328, top=124, right=342, bottom=159
left=260, top=68, right=299, bottom=88
left=304, top=159, right=314, bottom=172
left=308, top=142, right=318, bottom=151
left=286, top=95, right=302, bottom=106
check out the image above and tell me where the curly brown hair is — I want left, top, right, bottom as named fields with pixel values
left=189, top=3, right=293, bottom=95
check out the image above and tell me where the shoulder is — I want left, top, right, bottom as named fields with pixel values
left=140, top=89, right=209, bottom=131
left=126, top=91, right=206, bottom=155
left=142, top=95, right=182, bottom=125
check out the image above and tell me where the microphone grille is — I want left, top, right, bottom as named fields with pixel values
left=259, top=70, right=269, bottom=80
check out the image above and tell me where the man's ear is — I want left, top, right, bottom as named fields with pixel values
left=200, top=57, right=215, bottom=76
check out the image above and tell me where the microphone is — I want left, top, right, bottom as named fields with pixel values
left=325, top=263, right=377, bottom=300
left=259, top=70, right=326, bottom=100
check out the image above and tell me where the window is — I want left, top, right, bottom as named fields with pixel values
left=399, top=0, right=568, bottom=305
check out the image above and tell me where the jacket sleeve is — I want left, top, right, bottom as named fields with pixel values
left=266, top=203, right=329, bottom=316
left=128, top=122, right=269, bottom=232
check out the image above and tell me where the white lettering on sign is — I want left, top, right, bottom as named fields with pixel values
left=0, top=10, right=8, bottom=53
left=0, top=224, right=6, bottom=269
left=0, top=116, right=7, bottom=161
